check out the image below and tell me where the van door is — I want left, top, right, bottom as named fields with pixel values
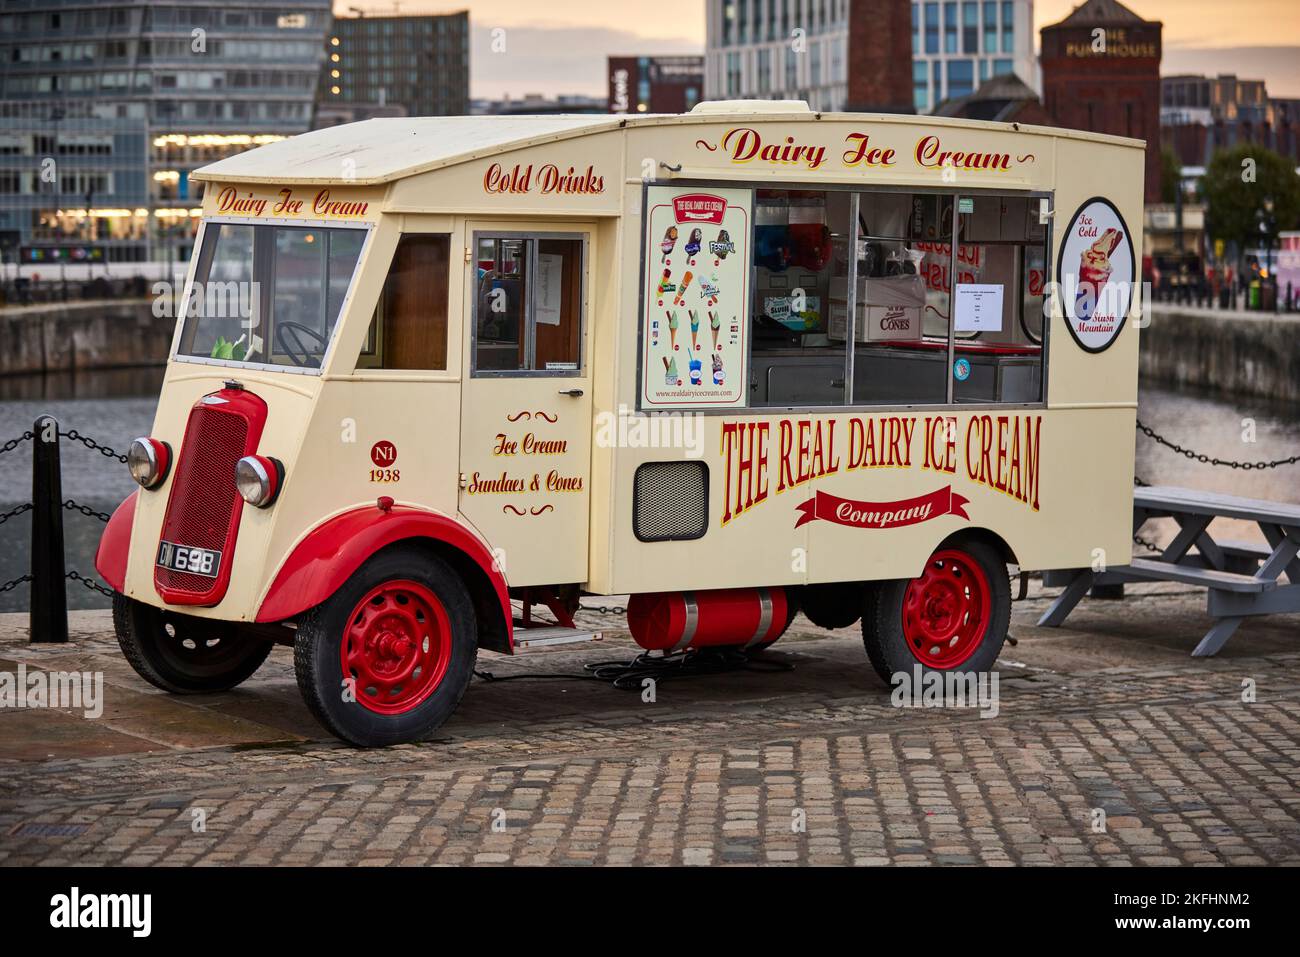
left=458, top=225, right=593, bottom=587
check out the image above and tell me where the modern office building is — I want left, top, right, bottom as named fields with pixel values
left=0, top=0, right=331, bottom=264
left=319, top=12, right=470, bottom=121
left=607, top=56, right=704, bottom=114
left=703, top=0, right=1035, bottom=113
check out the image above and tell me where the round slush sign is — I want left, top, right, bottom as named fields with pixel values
left=1056, top=197, right=1135, bottom=354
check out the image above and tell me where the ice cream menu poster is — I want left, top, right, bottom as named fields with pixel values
left=642, top=186, right=751, bottom=407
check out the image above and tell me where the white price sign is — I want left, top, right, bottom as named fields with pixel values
left=954, top=283, right=1004, bottom=332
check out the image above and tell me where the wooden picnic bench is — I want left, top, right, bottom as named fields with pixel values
left=1038, top=485, right=1300, bottom=656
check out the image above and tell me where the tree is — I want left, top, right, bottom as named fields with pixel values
left=1201, top=143, right=1300, bottom=261
left=1159, top=147, right=1183, bottom=205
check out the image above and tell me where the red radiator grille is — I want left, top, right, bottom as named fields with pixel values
left=154, top=389, right=267, bottom=605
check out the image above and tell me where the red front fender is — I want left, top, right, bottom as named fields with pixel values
left=94, top=490, right=139, bottom=593
left=255, top=504, right=513, bottom=651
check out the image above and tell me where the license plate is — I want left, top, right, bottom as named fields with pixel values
left=156, top=541, right=222, bottom=578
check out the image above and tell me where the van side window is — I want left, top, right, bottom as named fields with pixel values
left=751, top=189, right=1048, bottom=407
left=358, top=234, right=450, bottom=371
left=940, top=194, right=1048, bottom=404
left=473, top=234, right=584, bottom=375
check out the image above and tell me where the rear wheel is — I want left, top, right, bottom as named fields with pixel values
left=112, top=593, right=273, bottom=693
left=862, top=539, right=1010, bottom=683
left=294, top=546, right=477, bottom=747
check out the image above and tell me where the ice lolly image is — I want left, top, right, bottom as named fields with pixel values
left=709, top=310, right=720, bottom=350
left=685, top=227, right=702, bottom=259
left=656, top=268, right=671, bottom=297
left=689, top=310, right=700, bottom=350
left=660, top=225, right=678, bottom=263
left=713, top=228, right=732, bottom=260
left=667, top=309, right=679, bottom=350
left=1075, top=228, right=1124, bottom=321
left=673, top=270, right=693, bottom=306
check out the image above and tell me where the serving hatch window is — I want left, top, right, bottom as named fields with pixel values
left=175, top=220, right=368, bottom=371
left=640, top=183, right=1048, bottom=411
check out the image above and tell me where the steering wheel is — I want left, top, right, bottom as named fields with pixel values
left=275, top=321, right=328, bottom=367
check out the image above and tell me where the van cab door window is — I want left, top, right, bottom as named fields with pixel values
left=472, top=234, right=584, bottom=374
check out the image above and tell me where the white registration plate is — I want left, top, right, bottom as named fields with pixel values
left=156, top=541, right=222, bottom=578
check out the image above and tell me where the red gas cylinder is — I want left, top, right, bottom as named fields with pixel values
left=627, top=588, right=792, bottom=653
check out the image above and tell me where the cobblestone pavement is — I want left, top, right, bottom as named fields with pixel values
left=0, top=585, right=1297, bottom=866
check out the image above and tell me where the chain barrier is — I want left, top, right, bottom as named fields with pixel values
left=63, top=499, right=112, bottom=523
left=0, top=502, right=32, bottom=527
left=1136, top=419, right=1300, bottom=471
left=0, top=571, right=113, bottom=598
left=1131, top=416, right=1300, bottom=552
left=58, top=429, right=128, bottom=464
left=580, top=604, right=627, bottom=616
left=1, top=499, right=113, bottom=525
left=0, top=573, right=32, bottom=594
left=0, top=431, right=34, bottom=457
left=1133, top=533, right=1163, bottom=554
left=66, top=570, right=115, bottom=598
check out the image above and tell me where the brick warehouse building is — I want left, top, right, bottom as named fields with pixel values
left=1040, top=0, right=1162, bottom=203
left=845, top=0, right=913, bottom=112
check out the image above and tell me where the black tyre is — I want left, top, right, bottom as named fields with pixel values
left=112, top=592, right=273, bottom=693
left=861, top=538, right=1011, bottom=684
left=799, top=580, right=865, bottom=630
left=294, top=546, right=478, bottom=747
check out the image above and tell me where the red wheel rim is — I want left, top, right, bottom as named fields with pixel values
left=341, top=580, right=451, bottom=715
left=901, top=549, right=991, bottom=669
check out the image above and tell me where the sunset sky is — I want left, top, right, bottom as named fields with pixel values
left=343, top=1, right=1300, bottom=99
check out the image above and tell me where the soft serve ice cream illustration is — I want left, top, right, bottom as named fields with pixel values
left=1075, top=228, right=1124, bottom=322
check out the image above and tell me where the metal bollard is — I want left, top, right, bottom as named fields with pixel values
left=30, top=415, right=68, bottom=643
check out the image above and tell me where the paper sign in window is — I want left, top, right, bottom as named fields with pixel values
left=954, top=283, right=1004, bottom=332
left=536, top=253, right=563, bottom=326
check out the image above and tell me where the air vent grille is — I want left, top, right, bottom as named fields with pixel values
left=633, top=461, right=709, bottom=543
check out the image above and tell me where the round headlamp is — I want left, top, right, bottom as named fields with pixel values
left=127, top=437, right=171, bottom=489
left=235, top=454, right=283, bottom=508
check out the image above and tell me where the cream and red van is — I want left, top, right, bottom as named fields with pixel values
left=96, top=102, right=1144, bottom=746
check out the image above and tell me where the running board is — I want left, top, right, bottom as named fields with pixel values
left=512, top=625, right=603, bottom=650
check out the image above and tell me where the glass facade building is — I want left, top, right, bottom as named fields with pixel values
left=705, top=0, right=1036, bottom=114
left=321, top=13, right=469, bottom=120
left=0, top=0, right=331, bottom=264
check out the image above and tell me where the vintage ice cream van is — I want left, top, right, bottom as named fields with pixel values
left=96, top=101, right=1144, bottom=746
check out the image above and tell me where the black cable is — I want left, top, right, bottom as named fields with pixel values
left=473, top=669, right=602, bottom=683
left=474, top=647, right=794, bottom=692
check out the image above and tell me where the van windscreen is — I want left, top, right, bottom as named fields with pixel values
left=175, top=221, right=368, bottom=371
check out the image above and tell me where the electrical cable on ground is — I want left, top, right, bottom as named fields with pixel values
left=475, top=646, right=794, bottom=691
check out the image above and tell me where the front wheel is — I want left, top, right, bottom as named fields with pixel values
left=293, top=546, right=478, bottom=747
left=112, top=593, right=273, bottom=693
left=861, top=539, right=1010, bottom=683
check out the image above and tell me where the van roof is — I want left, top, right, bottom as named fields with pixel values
left=192, top=104, right=1146, bottom=187
left=191, top=114, right=622, bottom=186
